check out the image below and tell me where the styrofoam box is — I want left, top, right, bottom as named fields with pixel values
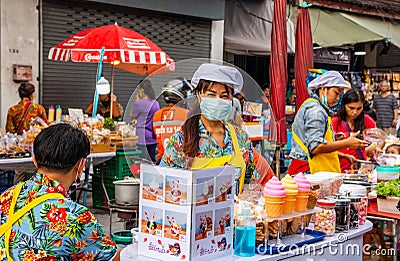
left=242, top=122, right=263, bottom=139
left=377, top=197, right=400, bottom=214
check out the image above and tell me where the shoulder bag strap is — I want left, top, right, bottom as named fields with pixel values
left=16, top=101, right=32, bottom=133
left=0, top=182, right=64, bottom=261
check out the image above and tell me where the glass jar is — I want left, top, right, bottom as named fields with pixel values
left=315, top=199, right=336, bottom=236
left=335, top=198, right=350, bottom=232
left=346, top=196, right=360, bottom=229
left=357, top=195, right=368, bottom=225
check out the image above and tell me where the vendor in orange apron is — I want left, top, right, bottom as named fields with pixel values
left=159, top=63, right=257, bottom=195
left=153, top=79, right=191, bottom=162
left=288, top=71, right=368, bottom=174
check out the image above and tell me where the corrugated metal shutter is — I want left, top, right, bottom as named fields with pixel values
left=42, top=0, right=211, bottom=116
left=376, top=42, right=400, bottom=69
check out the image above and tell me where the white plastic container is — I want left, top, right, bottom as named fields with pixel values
left=376, top=166, right=400, bottom=182
left=339, top=184, right=367, bottom=196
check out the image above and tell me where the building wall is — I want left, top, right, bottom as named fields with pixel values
left=0, top=0, right=224, bottom=129
left=0, top=0, right=39, bottom=128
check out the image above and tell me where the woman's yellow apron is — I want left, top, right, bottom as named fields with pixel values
left=0, top=182, right=64, bottom=261
left=190, top=123, right=247, bottom=194
left=292, top=98, right=341, bottom=174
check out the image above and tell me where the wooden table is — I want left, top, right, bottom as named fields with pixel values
left=367, top=202, right=400, bottom=261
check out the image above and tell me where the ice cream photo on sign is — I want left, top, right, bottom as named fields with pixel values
left=141, top=206, right=163, bottom=236
left=195, top=177, right=214, bottom=206
left=195, top=210, right=213, bottom=240
left=215, top=175, right=232, bottom=202
left=165, top=176, right=188, bottom=205
left=164, top=210, right=187, bottom=241
left=214, top=207, right=231, bottom=236
left=142, top=173, right=164, bottom=201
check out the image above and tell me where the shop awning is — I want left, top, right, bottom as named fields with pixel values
left=309, top=9, right=400, bottom=48
left=224, top=0, right=295, bottom=55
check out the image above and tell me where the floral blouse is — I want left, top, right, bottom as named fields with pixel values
left=160, top=119, right=257, bottom=184
left=6, top=98, right=47, bottom=135
left=0, top=173, right=117, bottom=260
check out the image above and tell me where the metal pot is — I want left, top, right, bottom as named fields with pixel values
left=113, top=179, right=140, bottom=205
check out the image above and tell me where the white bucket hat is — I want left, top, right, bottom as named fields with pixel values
left=191, top=63, right=243, bottom=94
left=307, top=71, right=350, bottom=93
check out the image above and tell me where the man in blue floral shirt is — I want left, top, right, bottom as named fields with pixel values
left=0, top=124, right=120, bottom=261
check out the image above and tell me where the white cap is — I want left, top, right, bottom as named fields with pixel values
left=307, top=71, right=350, bottom=92
left=191, top=63, right=243, bottom=94
left=96, top=76, right=110, bottom=95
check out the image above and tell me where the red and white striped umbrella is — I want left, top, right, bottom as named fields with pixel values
left=48, top=23, right=175, bottom=75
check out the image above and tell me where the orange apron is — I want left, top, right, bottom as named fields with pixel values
left=190, top=123, right=247, bottom=194
left=0, top=182, right=64, bottom=261
left=292, top=98, right=340, bottom=174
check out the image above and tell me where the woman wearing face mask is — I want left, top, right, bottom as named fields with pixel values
left=0, top=124, right=121, bottom=260
left=160, top=63, right=257, bottom=194
left=332, top=89, right=378, bottom=173
left=288, top=71, right=369, bottom=175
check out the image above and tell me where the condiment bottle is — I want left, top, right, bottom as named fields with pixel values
left=234, top=202, right=256, bottom=257
left=315, top=199, right=336, bottom=236
left=335, top=198, right=350, bottom=232
left=48, top=105, right=55, bottom=122
left=55, top=105, right=62, bottom=121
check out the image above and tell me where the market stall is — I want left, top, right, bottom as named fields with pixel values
left=120, top=221, right=372, bottom=261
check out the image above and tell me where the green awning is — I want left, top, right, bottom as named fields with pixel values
left=309, top=9, right=400, bottom=48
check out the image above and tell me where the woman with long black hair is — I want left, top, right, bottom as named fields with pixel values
left=332, top=88, right=377, bottom=173
left=160, top=63, right=257, bottom=194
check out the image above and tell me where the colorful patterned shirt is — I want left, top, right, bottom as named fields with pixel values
left=160, top=119, right=257, bottom=184
left=6, top=98, right=47, bottom=135
left=0, top=173, right=117, bottom=260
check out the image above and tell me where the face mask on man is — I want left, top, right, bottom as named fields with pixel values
left=200, top=97, right=232, bottom=121
left=101, top=99, right=110, bottom=107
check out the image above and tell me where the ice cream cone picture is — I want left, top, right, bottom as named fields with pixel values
left=142, top=174, right=163, bottom=201
left=293, top=173, right=311, bottom=212
left=263, top=176, right=286, bottom=218
left=281, top=174, right=298, bottom=215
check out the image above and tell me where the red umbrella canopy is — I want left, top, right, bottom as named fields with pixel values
left=294, top=5, right=314, bottom=111
left=268, top=0, right=287, bottom=145
left=48, top=23, right=174, bottom=75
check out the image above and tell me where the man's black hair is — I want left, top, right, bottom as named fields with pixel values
left=33, top=124, right=90, bottom=173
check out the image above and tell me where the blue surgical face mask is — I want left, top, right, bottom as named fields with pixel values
left=200, top=97, right=232, bottom=121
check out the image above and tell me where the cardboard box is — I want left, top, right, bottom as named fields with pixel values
left=138, top=164, right=235, bottom=260
left=377, top=196, right=400, bottom=214
left=90, top=142, right=116, bottom=153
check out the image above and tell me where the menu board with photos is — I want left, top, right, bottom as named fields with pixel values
left=138, top=164, right=235, bottom=261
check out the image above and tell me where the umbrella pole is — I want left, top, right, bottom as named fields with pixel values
left=275, top=144, right=281, bottom=179
left=110, top=64, right=115, bottom=119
